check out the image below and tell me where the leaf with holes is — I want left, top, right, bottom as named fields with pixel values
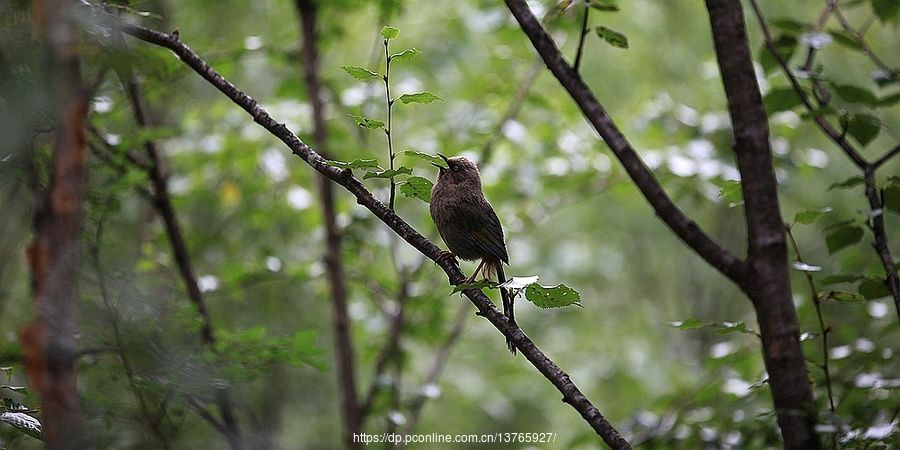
left=524, top=283, right=582, bottom=308
left=399, top=176, right=433, bottom=203
left=349, top=114, right=386, bottom=130
left=596, top=26, right=628, bottom=48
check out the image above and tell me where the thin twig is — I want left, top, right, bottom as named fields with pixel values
left=786, top=227, right=835, bottom=414
left=399, top=300, right=470, bottom=440
left=573, top=2, right=590, bottom=72
left=90, top=213, right=172, bottom=449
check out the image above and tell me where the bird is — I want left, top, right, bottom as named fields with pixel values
left=429, top=153, right=517, bottom=354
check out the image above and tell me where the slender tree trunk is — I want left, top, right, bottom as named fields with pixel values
left=295, top=1, right=362, bottom=448
left=22, top=0, right=88, bottom=448
left=704, top=1, right=821, bottom=448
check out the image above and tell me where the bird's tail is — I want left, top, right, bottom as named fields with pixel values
left=496, top=266, right=516, bottom=355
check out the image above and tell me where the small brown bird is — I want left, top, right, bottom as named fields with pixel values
left=430, top=154, right=516, bottom=354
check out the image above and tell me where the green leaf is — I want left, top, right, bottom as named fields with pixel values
left=0, top=385, right=29, bottom=395
left=397, top=92, right=443, bottom=104
left=833, top=84, right=879, bottom=105
left=793, top=207, right=833, bottom=225
left=349, top=113, right=386, bottom=130
left=340, top=65, right=381, bottom=80
left=818, top=274, right=864, bottom=285
left=666, top=318, right=759, bottom=336
left=760, top=35, right=798, bottom=74
left=399, top=176, right=433, bottom=203
left=828, top=30, right=864, bottom=51
left=883, top=185, right=900, bottom=215
left=0, top=411, right=42, bottom=440
left=588, top=1, right=620, bottom=12
left=872, top=0, right=899, bottom=23
left=828, top=176, right=865, bottom=191
left=718, top=180, right=743, bottom=207
left=596, top=26, right=628, bottom=49
left=845, top=114, right=881, bottom=147
left=398, top=150, right=446, bottom=167
left=822, top=291, right=866, bottom=303
left=326, top=158, right=379, bottom=170
left=667, top=317, right=708, bottom=330
left=542, top=0, right=573, bottom=23
left=879, top=91, right=900, bottom=106
left=362, top=166, right=413, bottom=179
left=859, top=278, right=890, bottom=300
left=764, top=87, right=805, bottom=113
left=381, top=26, right=400, bottom=40
left=390, top=48, right=421, bottom=63
left=524, top=283, right=582, bottom=308
left=769, top=19, right=809, bottom=34
left=825, top=225, right=864, bottom=255
left=451, top=279, right=496, bottom=294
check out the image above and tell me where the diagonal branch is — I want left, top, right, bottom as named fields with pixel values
left=502, top=0, right=748, bottom=286
left=99, top=15, right=632, bottom=450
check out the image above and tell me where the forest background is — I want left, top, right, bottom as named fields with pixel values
left=1, top=0, right=899, bottom=448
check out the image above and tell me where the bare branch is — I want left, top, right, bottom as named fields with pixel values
left=503, top=0, right=747, bottom=286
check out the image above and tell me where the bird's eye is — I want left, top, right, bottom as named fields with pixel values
left=451, top=164, right=460, bottom=172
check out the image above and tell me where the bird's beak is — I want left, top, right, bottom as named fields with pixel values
left=432, top=153, right=449, bottom=169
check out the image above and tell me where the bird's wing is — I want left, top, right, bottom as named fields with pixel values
left=467, top=207, right=509, bottom=265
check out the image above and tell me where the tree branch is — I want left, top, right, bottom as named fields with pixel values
left=502, top=0, right=747, bottom=286
left=705, top=1, right=819, bottom=448
left=99, top=15, right=631, bottom=449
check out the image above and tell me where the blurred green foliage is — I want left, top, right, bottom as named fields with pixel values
left=1, top=0, right=898, bottom=448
